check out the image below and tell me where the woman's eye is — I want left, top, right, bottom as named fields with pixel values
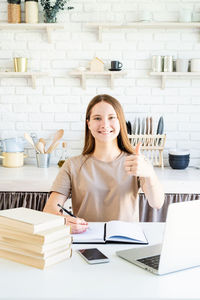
left=94, top=117, right=101, bottom=120
left=109, top=116, right=116, bottom=120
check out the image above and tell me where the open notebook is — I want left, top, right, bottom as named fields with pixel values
left=72, top=221, right=148, bottom=244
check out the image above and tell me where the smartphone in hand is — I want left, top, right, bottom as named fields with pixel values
left=77, top=248, right=109, bottom=264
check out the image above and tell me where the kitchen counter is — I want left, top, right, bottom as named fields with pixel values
left=0, top=165, right=199, bottom=194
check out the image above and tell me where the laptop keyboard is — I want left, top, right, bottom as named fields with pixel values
left=137, top=255, right=160, bottom=270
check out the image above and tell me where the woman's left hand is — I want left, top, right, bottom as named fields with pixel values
left=124, top=143, right=153, bottom=177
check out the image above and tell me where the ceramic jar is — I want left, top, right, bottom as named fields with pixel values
left=8, top=0, right=21, bottom=23
left=0, top=152, right=27, bottom=168
left=25, top=0, right=38, bottom=23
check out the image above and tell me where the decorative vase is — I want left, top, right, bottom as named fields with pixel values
left=43, top=8, right=59, bottom=23
left=44, top=16, right=57, bottom=23
left=41, top=0, right=74, bottom=23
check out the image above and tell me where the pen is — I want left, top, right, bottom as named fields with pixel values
left=57, top=203, right=77, bottom=218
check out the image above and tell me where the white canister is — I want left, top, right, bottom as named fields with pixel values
left=152, top=55, right=163, bottom=72
left=191, top=59, right=200, bottom=72
left=25, top=0, right=38, bottom=24
left=176, top=59, right=189, bottom=72
left=163, top=56, right=173, bottom=72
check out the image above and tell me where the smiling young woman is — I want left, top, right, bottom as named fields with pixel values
left=82, top=94, right=134, bottom=158
left=43, top=94, right=164, bottom=234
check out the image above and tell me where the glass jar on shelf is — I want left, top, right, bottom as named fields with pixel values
left=57, top=142, right=68, bottom=168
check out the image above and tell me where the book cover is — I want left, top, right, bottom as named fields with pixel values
left=0, top=235, right=72, bottom=254
left=0, top=247, right=72, bottom=269
left=0, top=207, right=65, bottom=234
left=0, top=224, right=70, bottom=245
left=0, top=241, right=71, bottom=259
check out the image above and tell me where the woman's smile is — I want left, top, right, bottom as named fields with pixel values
left=98, top=130, right=113, bottom=134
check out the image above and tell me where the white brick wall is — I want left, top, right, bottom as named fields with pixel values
left=0, top=0, right=200, bottom=167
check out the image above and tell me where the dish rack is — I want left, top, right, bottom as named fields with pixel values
left=128, top=134, right=166, bottom=168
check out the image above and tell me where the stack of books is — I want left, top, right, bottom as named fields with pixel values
left=0, top=207, right=72, bottom=269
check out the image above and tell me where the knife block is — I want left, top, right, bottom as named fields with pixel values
left=128, top=134, right=166, bottom=168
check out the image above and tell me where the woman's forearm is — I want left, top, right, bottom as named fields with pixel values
left=43, top=192, right=67, bottom=215
left=141, top=171, right=165, bottom=209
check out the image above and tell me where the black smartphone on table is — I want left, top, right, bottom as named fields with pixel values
left=77, top=248, right=109, bottom=264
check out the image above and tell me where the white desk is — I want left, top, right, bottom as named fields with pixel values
left=0, top=222, right=199, bottom=300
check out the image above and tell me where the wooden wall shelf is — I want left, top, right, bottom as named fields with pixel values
left=0, top=72, right=48, bottom=89
left=0, top=23, right=64, bottom=43
left=86, top=22, right=200, bottom=42
left=70, top=70, right=127, bottom=89
left=150, top=72, right=200, bottom=89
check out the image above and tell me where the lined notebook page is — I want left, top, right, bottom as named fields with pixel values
left=106, top=220, right=147, bottom=242
left=72, top=222, right=105, bottom=243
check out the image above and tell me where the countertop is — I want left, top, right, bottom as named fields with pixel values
left=0, top=165, right=199, bottom=193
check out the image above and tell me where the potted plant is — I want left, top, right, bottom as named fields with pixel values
left=40, top=0, right=74, bottom=23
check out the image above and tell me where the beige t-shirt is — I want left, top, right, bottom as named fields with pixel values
left=51, top=152, right=141, bottom=222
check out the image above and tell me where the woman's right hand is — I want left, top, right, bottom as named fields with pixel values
left=43, top=192, right=88, bottom=234
left=64, top=214, right=88, bottom=234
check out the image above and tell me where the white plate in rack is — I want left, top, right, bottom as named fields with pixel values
left=141, top=117, right=145, bottom=135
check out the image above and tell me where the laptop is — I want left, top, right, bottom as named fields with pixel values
left=116, top=200, right=200, bottom=275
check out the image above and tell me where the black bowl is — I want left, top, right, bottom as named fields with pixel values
left=169, top=158, right=190, bottom=164
left=169, top=156, right=190, bottom=169
left=169, top=154, right=190, bottom=161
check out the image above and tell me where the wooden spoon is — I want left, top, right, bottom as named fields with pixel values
left=36, top=142, right=45, bottom=154
left=39, top=138, right=46, bottom=152
left=46, top=141, right=60, bottom=154
left=39, top=138, right=46, bottom=146
left=46, top=129, right=64, bottom=153
left=24, top=132, right=39, bottom=152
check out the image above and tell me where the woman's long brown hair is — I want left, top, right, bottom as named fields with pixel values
left=82, top=94, right=134, bottom=155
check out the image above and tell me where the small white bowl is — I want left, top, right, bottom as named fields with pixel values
left=168, top=149, right=190, bottom=156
